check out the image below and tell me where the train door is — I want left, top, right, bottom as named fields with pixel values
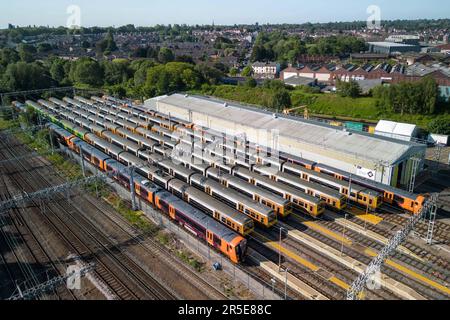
left=384, top=192, right=394, bottom=204
left=206, top=231, right=214, bottom=246
left=169, top=206, right=176, bottom=219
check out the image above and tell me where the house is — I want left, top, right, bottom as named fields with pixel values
left=403, top=53, right=437, bottom=66
left=280, top=64, right=335, bottom=83
left=251, top=62, right=280, bottom=79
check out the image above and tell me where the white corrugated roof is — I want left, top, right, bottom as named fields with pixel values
left=375, top=120, right=417, bottom=137
left=146, top=94, right=423, bottom=166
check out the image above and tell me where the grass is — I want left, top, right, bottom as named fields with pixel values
left=175, top=249, right=205, bottom=273
left=106, top=193, right=160, bottom=234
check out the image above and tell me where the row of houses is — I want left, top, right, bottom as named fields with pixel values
left=280, top=62, right=450, bottom=87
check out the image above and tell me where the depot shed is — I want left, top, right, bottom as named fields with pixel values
left=144, top=94, right=426, bottom=188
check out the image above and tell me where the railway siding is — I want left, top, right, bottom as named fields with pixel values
left=279, top=221, right=426, bottom=300
left=247, top=249, right=329, bottom=300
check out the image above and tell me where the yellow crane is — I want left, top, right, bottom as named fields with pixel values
left=283, top=105, right=309, bottom=120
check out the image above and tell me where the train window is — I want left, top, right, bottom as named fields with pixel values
left=369, top=199, right=373, bottom=205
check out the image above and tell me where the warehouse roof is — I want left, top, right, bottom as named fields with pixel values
left=146, top=94, right=424, bottom=166
left=368, top=42, right=418, bottom=48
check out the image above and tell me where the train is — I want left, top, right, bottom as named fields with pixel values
left=172, top=124, right=427, bottom=215
left=46, top=122, right=247, bottom=264
left=34, top=100, right=254, bottom=237
left=31, top=97, right=426, bottom=215
left=36, top=98, right=292, bottom=224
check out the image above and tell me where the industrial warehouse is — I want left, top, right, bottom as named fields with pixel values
left=145, top=93, right=426, bottom=188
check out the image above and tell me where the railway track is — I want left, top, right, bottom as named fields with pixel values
left=0, top=134, right=176, bottom=300
left=288, top=211, right=449, bottom=300
left=0, top=147, right=78, bottom=300
left=254, top=225, right=399, bottom=300
left=342, top=204, right=450, bottom=260
left=11, top=135, right=229, bottom=300
left=75, top=192, right=227, bottom=300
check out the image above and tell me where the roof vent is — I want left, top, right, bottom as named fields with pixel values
left=224, top=103, right=228, bottom=107
left=184, top=94, right=189, bottom=98
left=273, top=113, right=278, bottom=119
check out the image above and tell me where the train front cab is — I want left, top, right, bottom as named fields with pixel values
left=388, top=193, right=426, bottom=214
left=219, top=236, right=247, bottom=264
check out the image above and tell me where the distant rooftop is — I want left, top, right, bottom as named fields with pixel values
left=368, top=42, right=419, bottom=48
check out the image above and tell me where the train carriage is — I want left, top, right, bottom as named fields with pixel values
left=168, top=179, right=254, bottom=236
left=232, top=167, right=325, bottom=218
left=254, top=165, right=346, bottom=211
left=189, top=174, right=277, bottom=228
left=206, top=167, right=292, bottom=218
left=103, top=122, right=121, bottom=134
left=46, top=123, right=74, bottom=147
left=314, top=163, right=425, bottom=214
left=79, top=142, right=110, bottom=171
left=104, top=159, right=131, bottom=188
left=283, top=162, right=382, bottom=210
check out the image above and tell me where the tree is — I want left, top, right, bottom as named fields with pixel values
left=70, top=58, right=104, bottom=87
left=103, top=59, right=131, bottom=86
left=245, top=78, right=257, bottom=88
left=158, top=47, right=175, bottom=64
left=428, top=118, right=450, bottom=135
left=241, top=66, right=252, bottom=77
left=175, top=55, right=195, bottom=64
left=336, top=80, right=361, bottom=98
left=229, top=67, right=238, bottom=76
left=2, top=62, right=52, bottom=91
left=37, top=43, right=53, bottom=53
left=213, top=62, right=229, bottom=74
left=81, top=40, right=91, bottom=49
left=373, top=77, right=440, bottom=115
left=18, top=44, right=36, bottom=62
left=0, top=48, right=19, bottom=67
left=96, top=30, right=117, bottom=56
left=144, top=62, right=203, bottom=96
left=50, top=58, right=71, bottom=84
left=422, top=76, right=439, bottom=114
left=270, top=89, right=292, bottom=111
left=195, top=64, right=223, bottom=85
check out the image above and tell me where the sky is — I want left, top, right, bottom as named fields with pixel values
left=0, top=0, right=449, bottom=29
